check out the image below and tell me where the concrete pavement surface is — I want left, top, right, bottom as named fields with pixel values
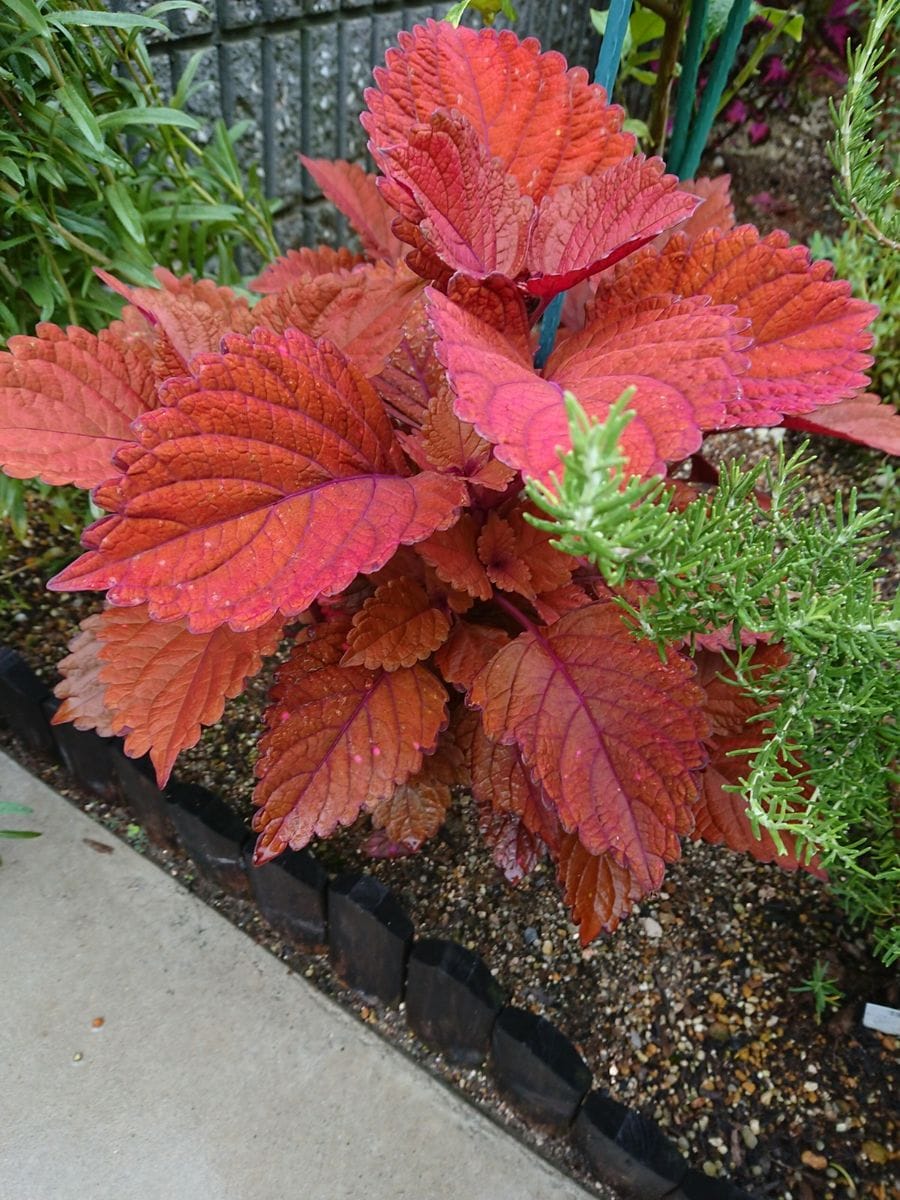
left=0, top=751, right=594, bottom=1200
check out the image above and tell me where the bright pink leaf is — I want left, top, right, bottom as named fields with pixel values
left=48, top=328, right=466, bottom=632
left=363, top=21, right=633, bottom=203
left=300, top=156, right=405, bottom=262
left=526, top=156, right=699, bottom=298
left=0, top=322, right=156, bottom=488
left=430, top=287, right=747, bottom=480
left=252, top=621, right=448, bottom=862
left=596, top=227, right=877, bottom=427
left=783, top=393, right=900, bottom=456
left=470, top=602, right=708, bottom=891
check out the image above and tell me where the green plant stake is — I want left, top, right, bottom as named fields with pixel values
left=665, top=0, right=708, bottom=172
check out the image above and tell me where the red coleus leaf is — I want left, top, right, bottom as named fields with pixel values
left=342, top=576, right=451, bottom=670
left=300, top=156, right=405, bottom=262
left=369, top=730, right=464, bottom=850
left=0, top=321, right=156, bottom=488
left=54, top=604, right=283, bottom=786
left=363, top=21, right=633, bottom=203
left=556, top=832, right=644, bottom=944
left=251, top=245, right=364, bottom=293
left=252, top=621, right=448, bottom=862
left=53, top=613, right=118, bottom=738
left=430, top=287, right=746, bottom=480
left=433, top=619, right=510, bottom=692
left=458, top=708, right=559, bottom=882
left=525, top=156, right=699, bottom=298
left=374, top=295, right=446, bottom=427
left=694, top=646, right=825, bottom=876
left=49, top=328, right=466, bottom=633
left=477, top=511, right=536, bottom=598
left=254, top=261, right=424, bottom=377
left=417, top=515, right=494, bottom=602
left=470, top=602, right=708, bottom=891
left=596, top=227, right=877, bottom=428
left=379, top=110, right=534, bottom=282
left=97, top=268, right=256, bottom=373
left=399, top=390, right=516, bottom=491
left=783, top=393, right=900, bottom=456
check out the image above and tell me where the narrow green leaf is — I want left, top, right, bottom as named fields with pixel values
left=1, top=0, right=51, bottom=36
left=0, top=802, right=34, bottom=815
left=0, top=155, right=25, bottom=187
left=105, top=181, right=146, bottom=245
left=48, top=9, right=169, bottom=33
left=0, top=829, right=42, bottom=838
left=55, top=82, right=104, bottom=153
left=145, top=0, right=207, bottom=15
left=143, top=202, right=241, bottom=224
left=754, top=4, right=803, bottom=40
left=97, top=106, right=201, bottom=133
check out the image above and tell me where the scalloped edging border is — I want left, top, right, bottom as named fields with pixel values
left=0, top=642, right=756, bottom=1200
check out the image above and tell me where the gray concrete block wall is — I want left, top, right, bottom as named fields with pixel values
left=141, top=0, right=597, bottom=252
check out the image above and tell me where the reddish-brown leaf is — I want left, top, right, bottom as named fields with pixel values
left=53, top=614, right=118, bottom=738
left=503, top=503, right=574, bottom=595
left=470, top=602, right=708, bottom=890
left=300, top=156, right=405, bottom=262
left=399, top=390, right=515, bottom=491
left=369, top=733, right=464, bottom=849
left=445, top=274, right=533, bottom=353
left=374, top=295, right=447, bottom=427
left=363, top=21, right=633, bottom=203
left=597, top=227, right=877, bottom=427
left=676, top=175, right=736, bottom=240
left=255, top=261, right=424, bottom=377
left=416, top=514, right=494, bottom=601
left=783, top=393, right=900, bottom=456
left=433, top=620, right=510, bottom=692
left=557, top=832, right=645, bottom=944
left=49, top=328, right=466, bottom=633
left=526, top=157, right=699, bottom=298
left=252, top=622, right=448, bottom=862
left=251, top=246, right=364, bottom=293
left=97, top=268, right=256, bottom=372
left=380, top=111, right=534, bottom=282
left=0, top=321, right=156, bottom=488
left=477, top=511, right=535, bottom=598
left=343, top=576, right=451, bottom=670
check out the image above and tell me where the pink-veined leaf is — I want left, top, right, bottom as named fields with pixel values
left=252, top=621, right=448, bottom=862
left=596, top=226, right=877, bottom=428
left=655, top=175, right=735, bottom=249
left=48, top=328, right=467, bottom=633
left=55, top=604, right=283, bottom=785
left=251, top=246, right=364, bottom=293
left=430, top=287, right=747, bottom=480
left=300, top=156, right=405, bottom=262
left=525, top=156, right=699, bottom=298
left=782, top=393, right=900, bottom=456
left=0, top=322, right=156, bottom=488
left=470, top=602, right=708, bottom=891
left=399, top=390, right=516, bottom=491
left=363, top=21, right=633, bottom=203
left=96, top=267, right=256, bottom=372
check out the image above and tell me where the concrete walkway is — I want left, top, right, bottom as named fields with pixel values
left=0, top=751, right=594, bottom=1200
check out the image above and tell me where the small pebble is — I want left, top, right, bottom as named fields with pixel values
left=801, top=1150, right=828, bottom=1171
left=641, top=917, right=663, bottom=939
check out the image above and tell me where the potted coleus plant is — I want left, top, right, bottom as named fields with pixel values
left=0, top=20, right=895, bottom=945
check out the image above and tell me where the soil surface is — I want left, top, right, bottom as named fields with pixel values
left=1, top=79, right=898, bottom=1200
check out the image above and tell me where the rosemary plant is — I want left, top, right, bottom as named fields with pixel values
left=527, top=394, right=900, bottom=964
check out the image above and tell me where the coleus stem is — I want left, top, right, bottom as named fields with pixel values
left=535, top=0, right=634, bottom=368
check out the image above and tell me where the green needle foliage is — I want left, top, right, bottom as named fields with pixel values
left=790, top=959, right=845, bottom=1024
left=527, top=394, right=899, bottom=965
